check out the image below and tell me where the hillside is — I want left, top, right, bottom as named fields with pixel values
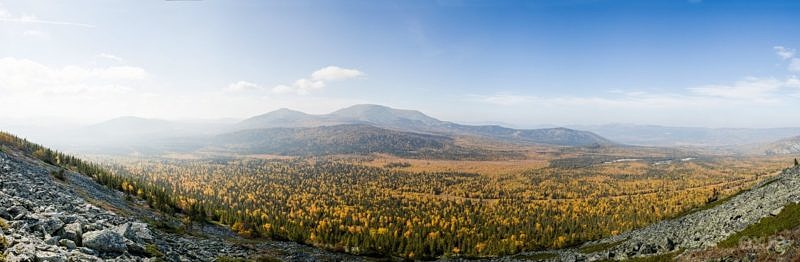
left=763, top=136, right=800, bottom=155
left=511, top=165, right=800, bottom=261
left=212, top=124, right=524, bottom=160
left=0, top=132, right=367, bottom=261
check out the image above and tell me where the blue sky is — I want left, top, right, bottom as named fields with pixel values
left=1, top=0, right=800, bottom=128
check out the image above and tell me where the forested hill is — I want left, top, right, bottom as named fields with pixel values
left=212, top=124, right=524, bottom=160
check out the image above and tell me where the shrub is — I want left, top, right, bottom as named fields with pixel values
left=51, top=168, right=66, bottom=181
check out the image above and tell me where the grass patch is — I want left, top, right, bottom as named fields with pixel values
left=718, top=202, right=800, bottom=248
left=145, top=244, right=165, bottom=258
left=0, top=218, right=8, bottom=229
left=50, top=168, right=66, bottom=181
left=512, top=252, right=558, bottom=260
left=579, top=239, right=625, bottom=254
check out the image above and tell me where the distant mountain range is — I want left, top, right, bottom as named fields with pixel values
left=37, top=104, right=611, bottom=157
left=237, top=104, right=612, bottom=147
left=571, top=124, right=800, bottom=147
left=15, top=105, right=800, bottom=157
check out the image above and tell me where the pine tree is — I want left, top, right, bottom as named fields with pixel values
left=795, top=158, right=799, bottom=166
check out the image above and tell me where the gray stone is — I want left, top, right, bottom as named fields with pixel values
left=34, top=251, right=67, bottom=262
left=82, top=230, right=127, bottom=253
left=59, top=239, right=77, bottom=250
left=38, top=217, right=64, bottom=235
left=59, top=222, right=82, bottom=245
left=44, top=235, right=59, bottom=245
left=114, top=222, right=153, bottom=244
left=771, top=206, right=784, bottom=216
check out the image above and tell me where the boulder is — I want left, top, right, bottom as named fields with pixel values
left=59, top=223, right=82, bottom=245
left=44, top=235, right=60, bottom=245
left=38, top=217, right=64, bottom=235
left=771, top=206, right=784, bottom=216
left=59, top=239, right=77, bottom=250
left=34, top=251, right=67, bottom=262
left=82, top=230, right=127, bottom=253
left=114, top=222, right=153, bottom=244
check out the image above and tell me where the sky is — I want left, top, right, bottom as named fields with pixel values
left=1, top=0, right=800, bottom=128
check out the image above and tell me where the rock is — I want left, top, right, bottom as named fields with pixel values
left=34, top=251, right=67, bottom=262
left=44, top=235, right=60, bottom=245
left=773, top=238, right=792, bottom=254
left=59, top=222, right=82, bottom=245
left=0, top=209, right=11, bottom=220
left=114, top=222, right=153, bottom=244
left=7, top=205, right=28, bottom=217
left=82, top=230, right=127, bottom=253
left=78, top=247, right=96, bottom=255
left=771, top=206, right=784, bottom=216
left=59, top=239, right=77, bottom=250
left=38, top=217, right=64, bottom=235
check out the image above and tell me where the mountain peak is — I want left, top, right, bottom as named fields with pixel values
left=330, top=104, right=440, bottom=125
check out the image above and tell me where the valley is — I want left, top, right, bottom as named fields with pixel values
left=92, top=145, right=792, bottom=259
left=6, top=104, right=800, bottom=261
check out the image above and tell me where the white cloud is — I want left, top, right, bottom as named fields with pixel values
left=98, top=53, right=125, bottom=63
left=775, top=46, right=796, bottom=60
left=310, top=66, right=365, bottom=81
left=474, top=76, right=799, bottom=110
left=0, top=57, right=147, bottom=95
left=0, top=5, right=95, bottom=28
left=688, top=77, right=784, bottom=100
left=271, top=66, right=364, bottom=95
left=224, top=81, right=264, bottom=92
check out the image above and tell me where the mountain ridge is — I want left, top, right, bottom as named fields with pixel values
left=236, top=104, right=613, bottom=147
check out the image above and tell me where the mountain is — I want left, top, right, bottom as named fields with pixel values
left=763, top=136, right=800, bottom=155
left=573, top=124, right=800, bottom=146
left=329, top=104, right=442, bottom=126
left=24, top=104, right=613, bottom=155
left=213, top=124, right=523, bottom=160
left=237, top=104, right=612, bottom=147
left=235, top=108, right=325, bottom=130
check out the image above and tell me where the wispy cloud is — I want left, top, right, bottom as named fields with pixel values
left=775, top=46, right=796, bottom=60
left=775, top=46, right=800, bottom=72
left=97, top=53, right=125, bottom=63
left=688, top=77, right=785, bottom=100
left=0, top=3, right=95, bottom=28
left=271, top=66, right=365, bottom=95
left=224, top=81, right=265, bottom=93
left=0, top=57, right=147, bottom=96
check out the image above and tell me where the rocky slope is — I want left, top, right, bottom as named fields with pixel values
left=0, top=148, right=372, bottom=261
left=506, top=166, right=800, bottom=261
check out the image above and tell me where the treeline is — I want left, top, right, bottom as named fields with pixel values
left=0, top=131, right=180, bottom=216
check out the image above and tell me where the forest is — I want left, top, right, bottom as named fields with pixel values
left=0, top=131, right=791, bottom=259
left=101, top=154, right=787, bottom=259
